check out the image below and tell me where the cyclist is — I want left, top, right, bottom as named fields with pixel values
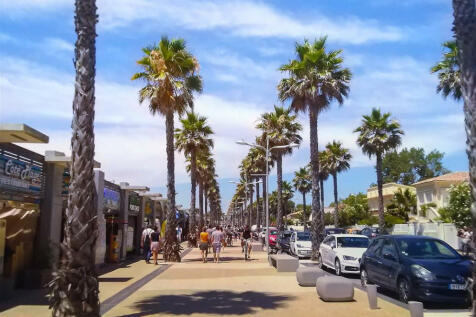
left=241, top=225, right=252, bottom=260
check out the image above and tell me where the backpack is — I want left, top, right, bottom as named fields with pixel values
left=144, top=230, right=151, bottom=245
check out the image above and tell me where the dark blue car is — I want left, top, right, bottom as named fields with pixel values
left=360, top=235, right=472, bottom=304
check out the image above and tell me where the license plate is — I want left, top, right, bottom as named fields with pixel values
left=449, top=284, right=466, bottom=290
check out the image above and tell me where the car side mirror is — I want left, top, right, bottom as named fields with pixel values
left=383, top=252, right=396, bottom=261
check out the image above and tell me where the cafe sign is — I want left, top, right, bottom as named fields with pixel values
left=0, top=154, right=43, bottom=194
left=129, top=195, right=140, bottom=213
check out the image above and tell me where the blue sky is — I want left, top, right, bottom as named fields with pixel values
left=0, top=0, right=467, bottom=211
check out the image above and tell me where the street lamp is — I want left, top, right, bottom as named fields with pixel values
left=236, top=137, right=299, bottom=256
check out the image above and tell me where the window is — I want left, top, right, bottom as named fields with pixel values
left=367, top=238, right=384, bottom=254
left=424, top=191, right=432, bottom=203
left=297, top=232, right=310, bottom=241
left=396, top=238, right=459, bottom=259
left=336, top=237, right=369, bottom=248
left=380, top=239, right=398, bottom=261
left=418, top=192, right=425, bottom=204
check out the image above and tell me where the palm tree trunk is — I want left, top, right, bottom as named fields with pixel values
left=309, top=108, right=322, bottom=261
left=256, top=182, right=260, bottom=228
left=164, top=109, right=180, bottom=262
left=276, top=154, right=284, bottom=230
left=320, top=177, right=325, bottom=226
left=204, top=190, right=208, bottom=224
left=452, top=1, right=476, bottom=311
left=47, top=1, right=100, bottom=315
left=189, top=149, right=196, bottom=233
left=249, top=187, right=253, bottom=227
left=262, top=179, right=266, bottom=229
left=333, top=172, right=339, bottom=227
left=199, top=183, right=204, bottom=228
left=302, top=192, right=307, bottom=230
left=376, top=153, right=385, bottom=231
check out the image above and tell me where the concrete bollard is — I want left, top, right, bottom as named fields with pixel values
left=408, top=301, right=424, bottom=317
left=366, top=284, right=378, bottom=309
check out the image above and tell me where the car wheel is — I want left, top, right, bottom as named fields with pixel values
left=398, top=277, right=413, bottom=303
left=335, top=258, right=342, bottom=276
left=360, top=268, right=371, bottom=288
left=317, top=253, right=323, bottom=269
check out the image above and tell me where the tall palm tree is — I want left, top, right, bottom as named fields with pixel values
left=175, top=112, right=213, bottom=233
left=318, top=153, right=330, bottom=220
left=323, top=141, right=352, bottom=227
left=257, top=106, right=302, bottom=229
left=278, top=37, right=351, bottom=260
left=293, top=167, right=311, bottom=229
left=431, top=41, right=462, bottom=101
left=195, top=150, right=214, bottom=228
left=451, top=2, right=476, bottom=309
left=281, top=181, right=294, bottom=226
left=354, top=108, right=403, bottom=231
left=132, top=37, right=202, bottom=262
left=48, top=1, right=100, bottom=315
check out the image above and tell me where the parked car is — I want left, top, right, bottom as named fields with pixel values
left=290, top=231, right=312, bottom=258
left=360, top=235, right=472, bottom=304
left=318, top=234, right=370, bottom=275
left=268, top=228, right=278, bottom=247
left=259, top=227, right=276, bottom=243
left=360, top=227, right=380, bottom=238
left=325, top=228, right=346, bottom=236
left=276, top=230, right=293, bottom=254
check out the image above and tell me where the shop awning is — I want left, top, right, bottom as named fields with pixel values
left=0, top=124, right=49, bottom=143
left=45, top=151, right=101, bottom=168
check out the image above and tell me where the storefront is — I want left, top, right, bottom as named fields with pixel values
left=103, top=181, right=121, bottom=263
left=0, top=143, right=44, bottom=282
left=127, top=192, right=141, bottom=255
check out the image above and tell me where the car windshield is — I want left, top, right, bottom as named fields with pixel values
left=297, top=232, right=310, bottom=241
left=270, top=230, right=278, bottom=235
left=396, top=238, right=460, bottom=259
left=336, top=237, right=369, bottom=248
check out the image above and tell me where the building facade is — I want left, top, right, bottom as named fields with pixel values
left=366, top=183, right=416, bottom=214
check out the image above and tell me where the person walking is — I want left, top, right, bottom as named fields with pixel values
left=242, top=225, right=252, bottom=260
left=141, top=225, right=154, bottom=264
left=206, top=225, right=214, bottom=254
left=150, top=226, right=160, bottom=265
left=199, top=226, right=209, bottom=263
left=211, top=226, right=225, bottom=263
left=176, top=225, right=182, bottom=243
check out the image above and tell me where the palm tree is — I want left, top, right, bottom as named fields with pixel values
left=278, top=37, right=351, bottom=260
left=195, top=150, right=214, bottom=228
left=450, top=3, right=476, bottom=309
left=257, top=106, right=302, bottom=230
left=318, top=152, right=330, bottom=223
left=132, top=37, right=202, bottom=262
left=323, top=141, right=352, bottom=227
left=386, top=188, right=416, bottom=222
left=281, top=181, right=294, bottom=227
left=431, top=41, right=462, bottom=101
left=354, top=108, right=403, bottom=231
left=175, top=112, right=213, bottom=233
left=48, top=1, right=100, bottom=315
left=293, top=167, right=311, bottom=229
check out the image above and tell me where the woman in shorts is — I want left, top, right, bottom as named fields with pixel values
left=150, top=226, right=160, bottom=265
left=199, top=227, right=209, bottom=263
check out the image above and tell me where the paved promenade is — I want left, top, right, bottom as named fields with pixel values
left=3, top=242, right=465, bottom=317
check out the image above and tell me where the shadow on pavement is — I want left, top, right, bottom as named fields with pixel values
left=99, top=277, right=133, bottom=282
left=119, top=290, right=293, bottom=316
left=184, top=256, right=258, bottom=263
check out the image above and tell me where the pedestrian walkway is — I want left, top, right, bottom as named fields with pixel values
left=103, top=244, right=410, bottom=317
left=0, top=254, right=168, bottom=317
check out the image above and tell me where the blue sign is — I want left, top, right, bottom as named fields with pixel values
left=104, top=187, right=120, bottom=210
left=0, top=154, right=43, bottom=194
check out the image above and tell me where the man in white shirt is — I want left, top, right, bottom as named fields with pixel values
left=141, top=225, right=154, bottom=264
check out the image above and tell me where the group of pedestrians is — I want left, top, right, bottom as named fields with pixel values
left=141, top=225, right=161, bottom=265
left=199, top=225, right=227, bottom=263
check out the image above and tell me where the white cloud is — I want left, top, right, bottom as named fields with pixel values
left=97, top=0, right=404, bottom=44
left=0, top=0, right=404, bottom=44
left=43, top=37, right=74, bottom=52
